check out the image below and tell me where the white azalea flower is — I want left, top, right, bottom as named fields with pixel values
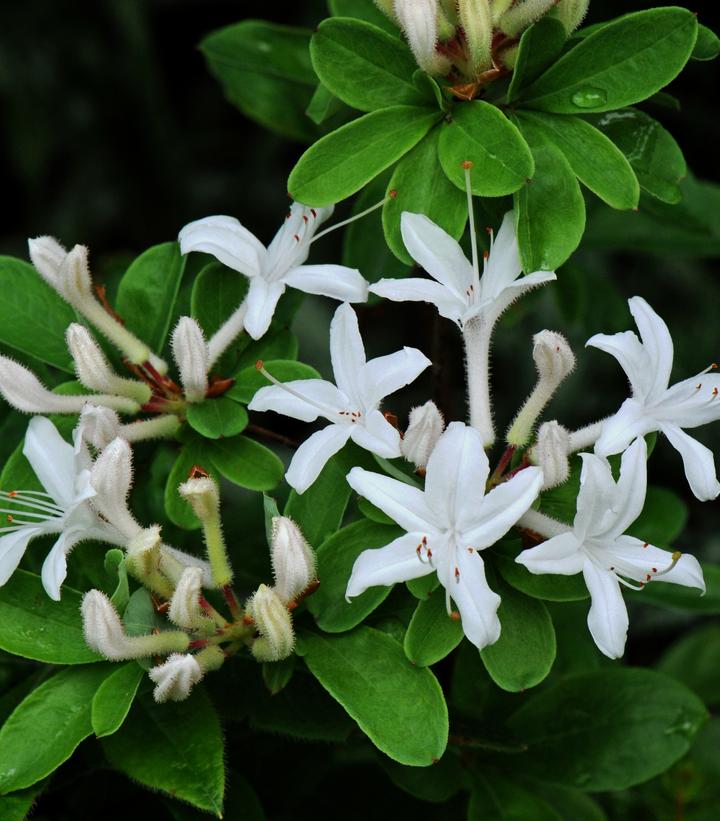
left=517, top=438, right=705, bottom=659
left=346, top=422, right=543, bottom=650
left=589, top=296, right=720, bottom=500
left=249, top=303, right=431, bottom=493
left=178, top=203, right=369, bottom=341
left=370, top=211, right=556, bottom=329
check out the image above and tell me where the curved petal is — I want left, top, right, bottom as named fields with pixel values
left=361, top=346, right=431, bottom=408
left=346, top=531, right=434, bottom=598
left=346, top=467, right=436, bottom=533
left=586, top=330, right=653, bottom=401
left=480, top=211, right=523, bottom=299
left=594, top=398, right=654, bottom=458
left=41, top=529, right=83, bottom=601
left=23, top=416, right=77, bottom=509
left=574, top=453, right=617, bottom=541
left=655, top=374, right=720, bottom=428
left=0, top=526, right=44, bottom=586
left=283, top=264, right=368, bottom=303
left=425, top=422, right=489, bottom=531
left=462, top=466, right=543, bottom=549
left=660, top=424, right=720, bottom=501
left=608, top=536, right=705, bottom=592
left=243, top=277, right=286, bottom=340
left=400, top=212, right=473, bottom=299
left=599, top=437, right=647, bottom=539
left=285, top=425, right=352, bottom=494
left=629, top=296, right=673, bottom=401
left=516, top=531, right=585, bottom=576
left=249, top=379, right=347, bottom=423
left=583, top=560, right=628, bottom=659
left=329, top=303, right=366, bottom=405
left=178, top=216, right=265, bottom=278
left=349, top=410, right=401, bottom=458
left=369, top=278, right=466, bottom=326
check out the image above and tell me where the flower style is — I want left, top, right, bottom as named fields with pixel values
left=369, top=211, right=556, bottom=329
left=249, top=303, right=431, bottom=493
left=589, top=296, right=720, bottom=500
left=516, top=438, right=705, bottom=658
left=346, top=422, right=543, bottom=650
left=178, top=203, right=369, bottom=341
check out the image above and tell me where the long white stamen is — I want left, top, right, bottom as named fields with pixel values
left=310, top=195, right=393, bottom=245
left=653, top=551, right=682, bottom=577
left=463, top=163, right=481, bottom=297
left=0, top=492, right=63, bottom=514
left=255, top=361, right=340, bottom=422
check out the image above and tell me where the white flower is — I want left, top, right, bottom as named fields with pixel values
left=370, top=211, right=556, bottom=329
left=178, top=203, right=369, bottom=340
left=401, top=400, right=445, bottom=469
left=270, top=516, right=316, bottom=603
left=249, top=303, right=431, bottom=493
left=531, top=420, right=571, bottom=490
left=171, top=317, right=209, bottom=403
left=148, top=653, right=203, bottom=702
left=516, top=438, right=705, bottom=659
left=346, top=422, right=543, bottom=650
left=589, top=296, right=720, bottom=500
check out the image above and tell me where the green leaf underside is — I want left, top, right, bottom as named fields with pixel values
left=91, top=662, right=144, bottom=738
left=403, top=588, right=464, bottom=666
left=300, top=627, right=448, bottom=766
left=692, top=23, right=720, bottom=60
left=229, top=359, right=320, bottom=404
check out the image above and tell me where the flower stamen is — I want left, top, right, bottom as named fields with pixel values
left=310, top=192, right=396, bottom=245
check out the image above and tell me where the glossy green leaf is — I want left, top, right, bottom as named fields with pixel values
left=311, top=18, right=422, bottom=112
left=300, top=627, right=448, bottom=765
left=91, top=662, right=144, bottom=738
left=164, top=438, right=221, bottom=529
left=692, top=23, right=720, bottom=60
left=308, top=520, right=402, bottom=632
left=658, top=624, right=720, bottom=706
left=228, top=359, right=320, bottom=404
left=508, top=668, right=708, bottom=791
left=507, top=17, right=567, bottom=102
left=406, top=573, right=441, bottom=600
left=494, top=548, right=588, bottom=602
left=305, top=83, right=346, bottom=126
left=186, top=397, right=249, bottom=439
left=234, top=327, right=299, bottom=372
left=383, top=128, right=467, bottom=265
left=403, top=588, right=463, bottom=666
left=288, top=105, right=440, bottom=206
left=104, top=548, right=130, bottom=611
left=438, top=102, right=534, bottom=196
left=469, top=773, right=561, bottom=821
left=626, top=485, right=688, bottom=547
left=102, top=688, right=225, bottom=815
left=0, top=256, right=75, bottom=371
left=115, top=243, right=185, bottom=353
left=328, top=0, right=399, bottom=34
left=209, top=435, right=284, bottom=491
left=191, top=261, right=248, bottom=338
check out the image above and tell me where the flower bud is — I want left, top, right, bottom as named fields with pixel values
left=499, top=0, right=560, bottom=36
left=458, top=0, right=493, bottom=74
left=168, top=567, right=211, bottom=629
left=124, top=524, right=174, bottom=597
left=28, top=235, right=67, bottom=290
left=532, top=421, right=571, bottom=489
left=247, top=584, right=295, bottom=662
left=179, top=475, right=233, bottom=587
left=270, top=516, right=316, bottom=604
left=148, top=653, right=203, bottom=703
left=78, top=405, right=121, bottom=450
left=490, top=0, right=514, bottom=23
left=172, top=317, right=209, bottom=403
left=551, top=0, right=590, bottom=33
left=374, top=0, right=397, bottom=20
left=401, top=400, right=445, bottom=469
left=90, top=437, right=142, bottom=540
left=393, top=0, right=451, bottom=75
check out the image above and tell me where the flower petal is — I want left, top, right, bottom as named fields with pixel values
left=41, top=529, right=83, bottom=601
left=594, top=398, right=653, bottom=458
left=369, top=278, right=467, bottom=326
left=23, top=416, right=77, bottom=509
left=0, top=526, right=44, bottom=586
left=346, top=467, right=436, bottom=533
left=284, top=264, right=368, bottom=303
left=574, top=453, right=617, bottom=541
left=654, top=374, right=720, bottom=428
left=586, top=330, right=653, bottom=401
left=360, top=347, right=431, bottom=408
left=249, top=379, right=347, bottom=423
left=516, top=531, right=585, bottom=576
left=178, top=215, right=265, bottom=278
left=608, top=536, right=705, bottom=592
left=480, top=211, right=523, bottom=299
left=329, top=303, right=366, bottom=406
left=583, top=560, right=628, bottom=659
left=285, top=425, right=352, bottom=494
left=349, top=409, right=401, bottom=458
left=243, top=277, right=286, bottom=340
left=660, top=424, right=720, bottom=501
left=599, top=436, right=647, bottom=539
left=346, top=531, right=434, bottom=598
left=629, top=296, right=673, bottom=401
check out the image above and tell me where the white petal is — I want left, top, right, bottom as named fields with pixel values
left=243, top=277, right=286, bottom=340
left=329, top=303, right=367, bottom=405
left=285, top=425, right=352, bottom=494
left=654, top=374, right=720, bottom=428
left=608, top=536, right=705, bottom=592
left=400, top=212, right=473, bottom=300
left=425, top=422, right=489, bottom=531
left=594, top=398, right=653, bottom=457
left=360, top=346, right=431, bottom=408
left=0, top=526, right=44, bottom=586
left=660, top=424, right=720, bottom=501
left=629, top=296, right=673, bottom=402
left=23, top=417, right=77, bottom=509
left=480, top=211, right=523, bottom=299
left=369, top=278, right=467, bottom=326
left=599, top=436, right=647, bottom=539
left=516, top=532, right=585, bottom=576
left=587, top=330, right=652, bottom=401
left=349, top=409, right=401, bottom=458
left=249, top=379, right=347, bottom=422
left=178, top=215, right=265, bottom=277
left=583, top=560, right=628, bottom=659
left=284, top=264, right=368, bottom=303
left=41, top=530, right=83, bottom=601
left=574, top=453, right=617, bottom=541
left=462, top=466, right=543, bottom=548
left=346, top=466, right=436, bottom=533
left=346, top=531, right=434, bottom=597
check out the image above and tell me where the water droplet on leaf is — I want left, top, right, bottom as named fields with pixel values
left=571, top=88, right=608, bottom=109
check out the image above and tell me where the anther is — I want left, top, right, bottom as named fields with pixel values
left=461, top=160, right=474, bottom=169
left=454, top=566, right=460, bottom=581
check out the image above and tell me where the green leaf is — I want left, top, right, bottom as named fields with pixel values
left=516, top=111, right=639, bottom=210
left=200, top=21, right=319, bottom=142
left=493, top=545, right=588, bottom=602
left=164, top=439, right=221, bottom=529
left=102, top=688, right=225, bottom=815
left=512, top=126, right=585, bottom=271
left=305, top=83, right=347, bottom=126
left=186, top=398, right=249, bottom=439
left=480, top=576, right=556, bottom=692
left=311, top=18, right=423, bottom=112
left=300, top=627, right=448, bottom=766
left=519, top=7, right=698, bottom=114
left=658, top=624, right=720, bottom=706
left=383, top=128, right=467, bottom=265
left=235, top=328, right=299, bottom=372
left=403, top=588, right=463, bottom=666
left=0, top=664, right=111, bottom=793
left=191, top=261, right=248, bottom=338
left=692, top=23, right=720, bottom=60
left=438, top=102, right=534, bottom=196
left=406, top=573, right=440, bottom=600
left=262, top=494, right=280, bottom=546
left=635, top=562, right=720, bottom=614
left=329, top=0, right=399, bottom=34
left=0, top=783, right=45, bottom=821
left=469, top=773, right=561, bottom=821
left=288, top=105, right=440, bottom=206
left=626, top=485, right=688, bottom=547
left=115, top=243, right=186, bottom=353
left=0, top=570, right=100, bottom=665
left=104, top=548, right=130, bottom=611
left=0, top=256, right=75, bottom=371
left=228, top=359, right=320, bottom=404
left=209, top=435, right=284, bottom=491
left=261, top=655, right=296, bottom=695
left=507, top=17, right=568, bottom=102
left=357, top=495, right=395, bottom=525
left=91, top=662, right=144, bottom=738
left=308, top=520, right=402, bottom=632
left=507, top=668, right=708, bottom=791
left=524, top=781, right=607, bottom=821
left=381, top=755, right=465, bottom=803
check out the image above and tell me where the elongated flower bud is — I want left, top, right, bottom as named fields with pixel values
left=551, top=0, right=589, bottom=33
left=148, top=653, right=203, bottom=702
left=401, top=400, right=445, bottom=469
left=247, top=584, right=295, bottom=662
left=28, top=235, right=67, bottom=289
left=124, top=524, right=175, bottom=598
left=168, top=567, right=210, bottom=629
left=270, top=517, right=316, bottom=604
left=458, top=0, right=493, bottom=74
left=172, top=317, right=209, bottom=403
left=179, top=475, right=233, bottom=587
left=393, top=0, right=450, bottom=75
left=532, top=420, right=571, bottom=489
left=499, top=0, right=560, bottom=36
left=78, top=405, right=121, bottom=450
left=90, top=437, right=142, bottom=540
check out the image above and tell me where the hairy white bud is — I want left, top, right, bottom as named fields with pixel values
left=168, top=567, right=210, bottom=629
left=247, top=584, right=295, bottom=662
left=499, top=0, right=560, bottom=36
left=178, top=476, right=219, bottom=522
left=551, top=0, right=589, bottom=33
left=270, top=516, right=316, bottom=604
left=533, top=421, right=571, bottom=489
left=393, top=0, right=450, bottom=75
left=401, top=400, right=445, bottom=469
left=89, top=437, right=141, bottom=540
left=148, top=653, right=203, bottom=703
left=172, top=317, right=209, bottom=403
left=458, top=0, right=493, bottom=73
left=28, top=235, right=67, bottom=289
left=78, top=405, right=121, bottom=450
